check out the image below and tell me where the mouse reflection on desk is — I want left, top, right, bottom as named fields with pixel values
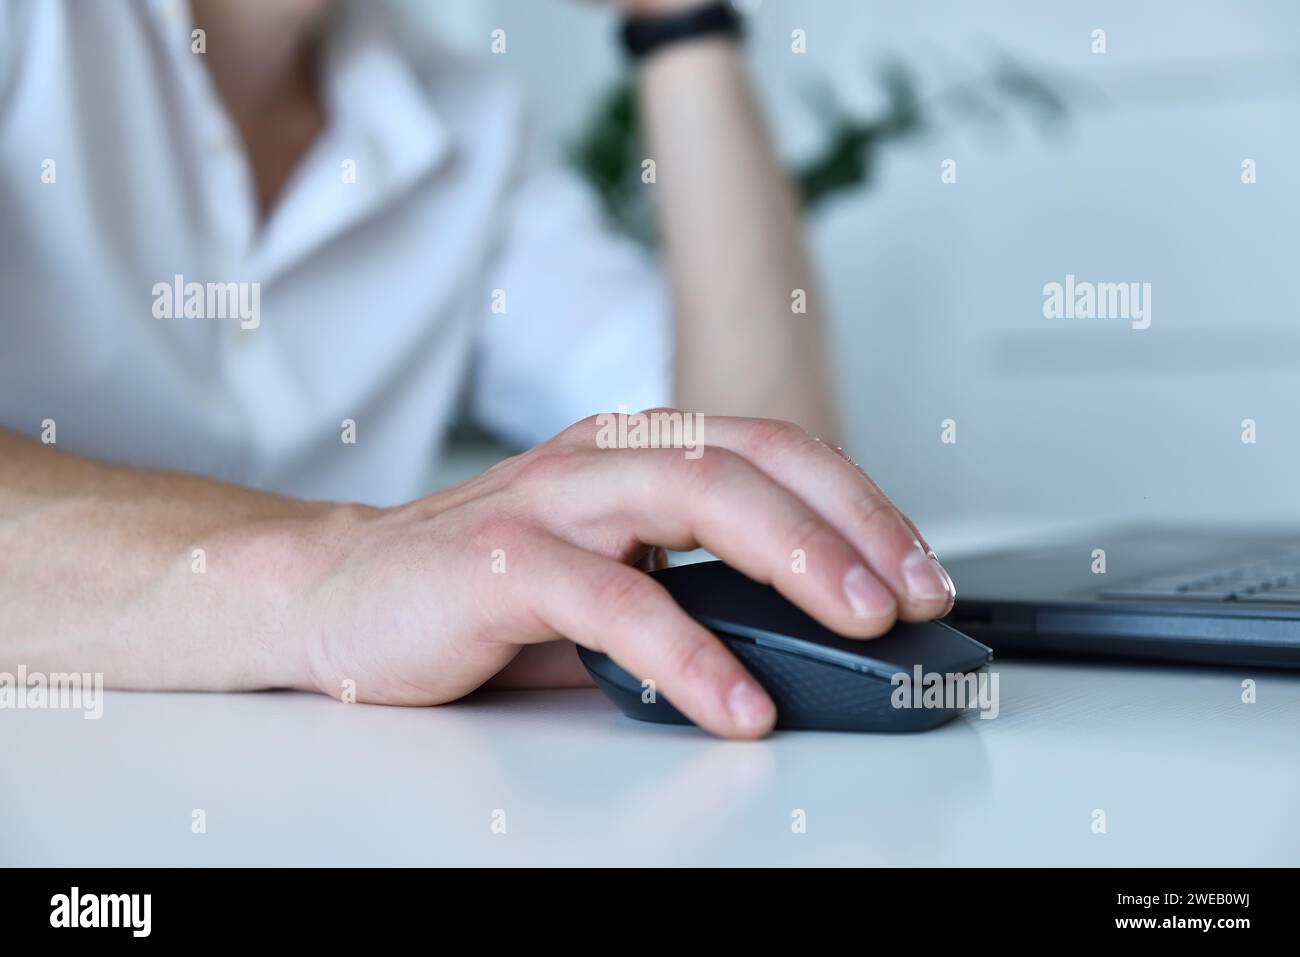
left=577, top=560, right=993, bottom=733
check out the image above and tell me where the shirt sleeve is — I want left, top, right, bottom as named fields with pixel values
left=467, top=131, right=673, bottom=450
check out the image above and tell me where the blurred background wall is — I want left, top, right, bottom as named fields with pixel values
left=407, top=0, right=1300, bottom=531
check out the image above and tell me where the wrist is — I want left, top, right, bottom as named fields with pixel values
left=221, top=501, right=377, bottom=694
left=621, top=1, right=742, bottom=62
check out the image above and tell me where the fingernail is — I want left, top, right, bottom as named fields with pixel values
left=727, top=680, right=775, bottom=731
left=903, top=548, right=953, bottom=602
left=842, top=563, right=894, bottom=620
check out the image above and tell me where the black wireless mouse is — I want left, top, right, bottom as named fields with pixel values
left=577, top=560, right=993, bottom=733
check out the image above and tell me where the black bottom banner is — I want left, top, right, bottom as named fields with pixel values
left=0, top=866, right=1281, bottom=943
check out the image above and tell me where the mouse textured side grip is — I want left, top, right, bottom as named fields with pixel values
left=577, top=560, right=992, bottom=733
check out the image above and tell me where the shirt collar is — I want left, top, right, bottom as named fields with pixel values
left=252, top=0, right=452, bottom=279
left=320, top=0, right=450, bottom=199
left=145, top=0, right=453, bottom=280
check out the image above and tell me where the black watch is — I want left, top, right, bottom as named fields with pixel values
left=620, top=2, right=743, bottom=61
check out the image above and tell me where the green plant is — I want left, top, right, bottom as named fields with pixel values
left=570, top=54, right=1073, bottom=243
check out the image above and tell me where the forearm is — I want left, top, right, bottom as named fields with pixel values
left=636, top=33, right=839, bottom=440
left=0, top=428, right=338, bottom=691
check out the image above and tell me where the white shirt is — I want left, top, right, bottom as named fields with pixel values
left=0, top=0, right=670, bottom=505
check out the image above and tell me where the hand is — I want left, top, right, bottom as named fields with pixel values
left=292, top=413, right=955, bottom=740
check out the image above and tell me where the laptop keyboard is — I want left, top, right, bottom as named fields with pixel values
left=1099, top=552, right=1300, bottom=603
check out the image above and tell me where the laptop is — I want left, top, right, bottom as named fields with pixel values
left=943, top=526, right=1300, bottom=668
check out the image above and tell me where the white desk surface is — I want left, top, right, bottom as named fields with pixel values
left=5, top=657, right=1300, bottom=867
left=4, top=520, right=1299, bottom=867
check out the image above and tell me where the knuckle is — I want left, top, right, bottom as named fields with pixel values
left=592, top=566, right=656, bottom=622
left=847, top=493, right=903, bottom=543
left=666, top=635, right=716, bottom=687
left=787, top=511, right=837, bottom=558
left=673, top=445, right=739, bottom=497
left=745, top=418, right=813, bottom=461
